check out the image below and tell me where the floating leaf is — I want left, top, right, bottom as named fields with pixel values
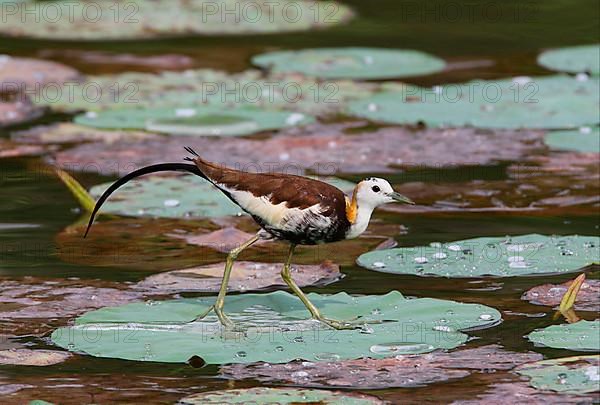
left=0, top=0, right=353, bottom=40
left=527, top=320, right=600, bottom=351
left=0, top=99, right=42, bottom=127
left=0, top=55, right=79, bottom=89
left=0, top=349, right=71, bottom=366
left=178, top=387, right=383, bottom=405
left=51, top=291, right=501, bottom=364
left=0, top=277, right=146, bottom=336
left=134, top=260, right=342, bottom=293
left=75, top=107, right=314, bottom=136
left=544, top=127, right=600, bottom=153
left=523, top=279, right=600, bottom=312
left=13, top=123, right=158, bottom=145
left=222, top=345, right=542, bottom=389
left=52, top=122, right=542, bottom=176
left=357, top=234, right=600, bottom=278
left=461, top=380, right=597, bottom=404
left=516, top=355, right=600, bottom=394
left=34, top=69, right=378, bottom=117
left=252, top=47, right=445, bottom=79
left=167, top=227, right=270, bottom=253
left=348, top=75, right=600, bottom=129
left=538, top=45, right=600, bottom=75
left=88, top=175, right=352, bottom=219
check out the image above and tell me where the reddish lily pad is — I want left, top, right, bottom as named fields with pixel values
left=167, top=227, right=270, bottom=253
left=134, top=260, right=342, bottom=293
left=179, top=387, right=383, bottom=405
left=383, top=152, right=600, bottom=216
left=0, top=349, right=71, bottom=366
left=221, top=345, right=542, bottom=389
left=523, top=279, right=600, bottom=312
left=52, top=123, right=543, bottom=175
left=0, top=55, right=80, bottom=90
left=0, top=139, right=46, bottom=158
left=0, top=277, right=147, bottom=336
left=38, top=50, right=194, bottom=72
left=0, top=99, right=42, bottom=127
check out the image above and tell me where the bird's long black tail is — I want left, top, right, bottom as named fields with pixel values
left=84, top=162, right=206, bottom=238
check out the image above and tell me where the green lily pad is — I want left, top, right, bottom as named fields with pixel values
left=527, top=320, right=600, bottom=351
left=178, top=387, right=384, bottom=405
left=50, top=291, right=501, bottom=364
left=538, top=45, right=600, bottom=75
left=252, top=47, right=446, bottom=79
left=348, top=75, right=600, bottom=129
left=34, top=69, right=379, bottom=117
left=75, top=106, right=314, bottom=136
left=544, top=127, right=600, bottom=153
left=516, top=355, right=600, bottom=394
left=0, top=0, right=353, bottom=40
left=356, top=234, right=600, bottom=278
left=88, top=175, right=353, bottom=219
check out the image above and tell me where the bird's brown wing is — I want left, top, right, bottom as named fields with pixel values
left=191, top=157, right=347, bottom=228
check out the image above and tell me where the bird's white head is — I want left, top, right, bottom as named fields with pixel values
left=345, top=177, right=414, bottom=239
left=354, top=177, right=414, bottom=208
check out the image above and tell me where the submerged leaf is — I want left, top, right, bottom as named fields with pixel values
left=357, top=234, right=600, bottom=278
left=51, top=291, right=501, bottom=364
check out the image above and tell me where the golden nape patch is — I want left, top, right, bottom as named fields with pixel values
left=345, top=185, right=359, bottom=224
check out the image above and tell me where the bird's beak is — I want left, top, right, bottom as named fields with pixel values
left=389, top=192, right=415, bottom=204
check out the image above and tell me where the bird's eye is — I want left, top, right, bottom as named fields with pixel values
left=371, top=185, right=380, bottom=193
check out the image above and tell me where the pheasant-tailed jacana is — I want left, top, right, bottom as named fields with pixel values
left=85, top=147, right=414, bottom=330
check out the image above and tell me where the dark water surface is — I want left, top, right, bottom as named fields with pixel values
left=0, top=0, right=599, bottom=403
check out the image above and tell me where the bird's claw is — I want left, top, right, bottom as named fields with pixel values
left=315, top=316, right=363, bottom=330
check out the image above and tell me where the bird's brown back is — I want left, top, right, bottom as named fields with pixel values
left=192, top=157, right=347, bottom=213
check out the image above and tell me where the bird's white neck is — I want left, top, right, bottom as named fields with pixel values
left=345, top=202, right=376, bottom=239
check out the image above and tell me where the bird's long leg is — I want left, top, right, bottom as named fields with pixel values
left=191, top=233, right=260, bottom=329
left=214, top=233, right=260, bottom=328
left=280, top=244, right=357, bottom=330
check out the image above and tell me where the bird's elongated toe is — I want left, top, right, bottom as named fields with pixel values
left=315, top=316, right=363, bottom=331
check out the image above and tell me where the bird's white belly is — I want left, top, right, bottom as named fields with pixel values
left=228, top=189, right=331, bottom=233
